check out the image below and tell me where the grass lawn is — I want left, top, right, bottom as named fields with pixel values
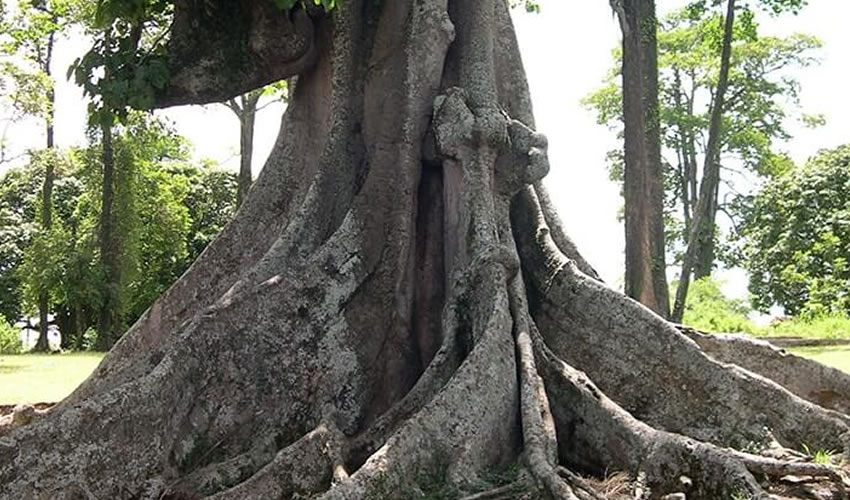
left=0, top=352, right=105, bottom=405
left=789, top=345, right=850, bottom=374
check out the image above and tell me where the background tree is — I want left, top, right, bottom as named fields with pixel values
left=610, top=0, right=670, bottom=317
left=0, top=158, right=42, bottom=322
left=73, top=0, right=172, bottom=347
left=0, top=0, right=82, bottom=350
left=586, top=0, right=819, bottom=319
left=80, top=113, right=237, bottom=347
left=224, top=82, right=289, bottom=207
left=672, top=0, right=737, bottom=322
left=0, top=118, right=237, bottom=349
left=734, top=144, right=850, bottom=317
left=2, top=1, right=849, bottom=499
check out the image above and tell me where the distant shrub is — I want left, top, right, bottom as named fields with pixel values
left=677, top=277, right=758, bottom=334
left=762, top=312, right=850, bottom=339
left=0, top=316, right=22, bottom=354
left=80, top=327, right=98, bottom=351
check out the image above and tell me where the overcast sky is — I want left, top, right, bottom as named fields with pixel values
left=3, top=0, right=849, bottom=299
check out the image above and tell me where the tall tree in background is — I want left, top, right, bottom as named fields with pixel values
left=671, top=0, right=736, bottom=322
left=0, top=0, right=81, bottom=349
left=671, top=0, right=807, bottom=321
left=4, top=1, right=850, bottom=498
left=224, top=82, right=288, bottom=208
left=0, top=132, right=237, bottom=350
left=84, top=6, right=168, bottom=347
left=611, top=0, right=670, bottom=317
left=96, top=115, right=122, bottom=347
left=735, top=144, right=850, bottom=317
left=587, top=0, right=817, bottom=320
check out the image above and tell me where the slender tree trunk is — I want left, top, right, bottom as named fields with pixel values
left=236, top=93, right=260, bottom=208
left=97, top=120, right=121, bottom=350
left=672, top=0, right=736, bottom=322
left=73, top=303, right=85, bottom=348
left=3, top=3, right=848, bottom=499
left=616, top=0, right=669, bottom=318
left=34, top=28, right=56, bottom=352
left=694, top=179, right=719, bottom=279
left=672, top=68, right=692, bottom=235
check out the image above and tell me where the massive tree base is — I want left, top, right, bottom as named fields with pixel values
left=1, top=1, right=849, bottom=499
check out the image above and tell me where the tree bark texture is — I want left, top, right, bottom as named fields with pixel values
left=693, top=180, right=719, bottom=280
left=672, top=0, right=736, bottom=322
left=2, top=2, right=848, bottom=499
left=616, top=0, right=670, bottom=319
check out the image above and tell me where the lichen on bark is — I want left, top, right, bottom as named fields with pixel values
left=1, top=1, right=848, bottom=499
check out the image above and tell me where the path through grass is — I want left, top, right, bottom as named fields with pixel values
left=0, top=352, right=105, bottom=405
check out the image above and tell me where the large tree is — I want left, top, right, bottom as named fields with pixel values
left=1, top=2, right=849, bottom=499
left=736, top=144, right=850, bottom=317
left=611, top=0, right=670, bottom=317
left=586, top=0, right=819, bottom=321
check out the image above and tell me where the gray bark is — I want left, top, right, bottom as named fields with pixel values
left=1, top=2, right=847, bottom=499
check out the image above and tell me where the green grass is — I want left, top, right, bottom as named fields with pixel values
left=789, top=345, right=850, bottom=374
left=760, top=314, right=850, bottom=339
left=0, top=352, right=105, bottom=405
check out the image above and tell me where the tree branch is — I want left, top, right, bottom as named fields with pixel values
left=154, top=4, right=318, bottom=108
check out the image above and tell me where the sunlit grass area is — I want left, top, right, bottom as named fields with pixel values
left=790, top=345, right=850, bottom=374
left=0, top=352, right=105, bottom=405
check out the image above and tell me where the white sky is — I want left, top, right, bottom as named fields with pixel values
left=3, top=0, right=849, bottom=300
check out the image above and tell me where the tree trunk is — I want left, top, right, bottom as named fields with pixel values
left=616, top=0, right=670, bottom=318
left=2, top=2, right=848, bottom=499
left=672, top=0, right=736, bottom=322
left=693, top=179, right=719, bottom=279
left=235, top=93, right=261, bottom=208
left=672, top=67, right=692, bottom=236
left=97, top=120, right=122, bottom=350
left=33, top=28, right=56, bottom=353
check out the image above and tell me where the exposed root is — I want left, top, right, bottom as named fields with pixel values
left=202, top=424, right=344, bottom=500
left=510, top=274, right=578, bottom=500
left=513, top=199, right=850, bottom=456
left=731, top=450, right=848, bottom=485
left=556, top=468, right=614, bottom=500
left=679, top=326, right=850, bottom=416
left=459, top=480, right=532, bottom=500
left=0, top=404, right=49, bottom=437
left=160, top=449, right=266, bottom=498
left=531, top=323, right=769, bottom=499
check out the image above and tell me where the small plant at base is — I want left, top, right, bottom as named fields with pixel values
left=731, top=489, right=752, bottom=500
left=802, top=443, right=836, bottom=465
